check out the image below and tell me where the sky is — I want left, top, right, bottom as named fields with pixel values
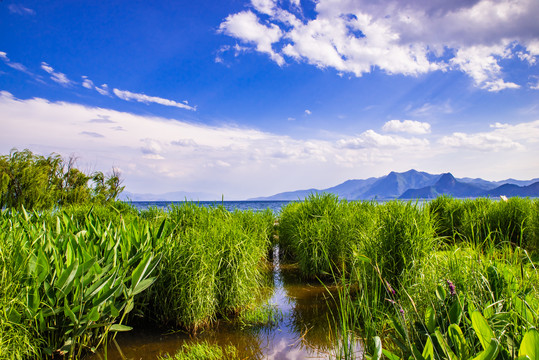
left=1, top=0, right=538, bottom=199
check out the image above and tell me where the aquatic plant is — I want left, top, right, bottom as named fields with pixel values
left=0, top=206, right=161, bottom=358
left=158, top=341, right=239, bottom=360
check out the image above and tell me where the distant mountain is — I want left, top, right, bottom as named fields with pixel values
left=484, top=181, right=539, bottom=197
left=249, top=188, right=322, bottom=201
left=120, top=190, right=221, bottom=202
left=250, top=170, right=539, bottom=201
left=359, top=170, right=440, bottom=199
left=400, top=174, right=539, bottom=199
left=399, top=173, right=485, bottom=199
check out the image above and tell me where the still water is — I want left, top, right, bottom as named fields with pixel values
left=127, top=200, right=292, bottom=213
left=86, top=247, right=362, bottom=359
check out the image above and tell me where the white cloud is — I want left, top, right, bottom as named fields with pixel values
left=82, top=76, right=110, bottom=95
left=95, top=84, right=109, bottom=96
left=81, top=76, right=94, bottom=89
left=305, top=109, right=311, bottom=115
left=41, top=62, right=73, bottom=86
left=113, top=88, right=196, bottom=111
left=439, top=132, right=523, bottom=151
left=1, top=92, right=538, bottom=198
left=0, top=51, right=35, bottom=76
left=251, top=0, right=276, bottom=16
left=8, top=4, right=35, bottom=15
left=439, top=120, right=539, bottom=151
left=220, top=0, right=539, bottom=90
left=450, top=44, right=520, bottom=91
left=218, top=11, right=285, bottom=65
left=338, top=130, right=430, bottom=149
left=382, top=120, right=431, bottom=135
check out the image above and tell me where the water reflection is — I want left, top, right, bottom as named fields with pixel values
left=86, top=247, right=355, bottom=359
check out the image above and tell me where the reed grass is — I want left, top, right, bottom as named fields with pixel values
left=140, top=204, right=274, bottom=332
left=278, top=195, right=539, bottom=359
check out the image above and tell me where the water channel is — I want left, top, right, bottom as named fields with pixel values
left=87, top=247, right=362, bottom=359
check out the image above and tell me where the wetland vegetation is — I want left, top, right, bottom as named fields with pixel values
left=1, top=150, right=538, bottom=359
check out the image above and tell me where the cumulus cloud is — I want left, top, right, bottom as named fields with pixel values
left=113, top=88, right=196, bottom=111
left=439, top=132, right=523, bottom=151
left=439, top=120, right=539, bottom=151
left=218, top=11, right=285, bottom=65
left=382, top=120, right=431, bottom=135
left=2, top=91, right=538, bottom=198
left=41, top=62, right=73, bottom=86
left=219, top=0, right=539, bottom=90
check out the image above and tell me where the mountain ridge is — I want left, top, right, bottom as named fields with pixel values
left=250, top=170, right=539, bottom=201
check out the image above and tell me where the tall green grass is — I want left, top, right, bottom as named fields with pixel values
left=139, top=204, right=274, bottom=332
left=278, top=195, right=539, bottom=359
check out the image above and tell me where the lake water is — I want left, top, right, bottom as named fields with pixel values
left=128, top=200, right=293, bottom=213
left=86, top=247, right=362, bottom=360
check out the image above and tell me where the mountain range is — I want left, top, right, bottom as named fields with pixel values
left=250, top=170, right=539, bottom=200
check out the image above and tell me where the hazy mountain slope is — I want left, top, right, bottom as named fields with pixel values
left=359, top=170, right=441, bottom=199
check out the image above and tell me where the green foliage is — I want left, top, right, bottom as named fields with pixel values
left=0, top=148, right=124, bottom=210
left=140, top=204, right=274, bottom=332
left=0, top=206, right=161, bottom=359
left=278, top=193, right=377, bottom=278
left=429, top=196, right=538, bottom=250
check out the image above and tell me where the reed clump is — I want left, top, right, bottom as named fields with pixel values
left=279, top=195, right=539, bottom=360
left=140, top=204, right=274, bottom=332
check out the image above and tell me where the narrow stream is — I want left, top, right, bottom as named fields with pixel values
left=87, top=247, right=354, bottom=359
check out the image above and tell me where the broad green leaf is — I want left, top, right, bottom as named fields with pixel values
left=27, top=286, right=40, bottom=314
left=411, top=344, right=426, bottom=360
left=109, top=302, right=119, bottom=317
left=124, top=299, right=134, bottom=315
left=382, top=349, right=402, bottom=360
left=130, top=277, right=156, bottom=297
left=36, top=248, right=50, bottom=283
left=93, top=282, right=121, bottom=307
left=436, top=285, right=447, bottom=302
left=391, top=315, right=408, bottom=342
left=109, top=324, right=132, bottom=332
left=448, top=324, right=469, bottom=360
left=83, top=273, right=113, bottom=301
left=64, top=300, right=77, bottom=325
left=449, top=299, right=463, bottom=325
left=519, top=328, right=539, bottom=360
left=88, top=306, right=100, bottom=322
left=471, top=310, right=494, bottom=351
left=56, top=261, right=78, bottom=294
left=514, top=297, right=535, bottom=326
left=472, top=338, right=499, bottom=360
left=7, top=307, right=21, bottom=323
left=422, top=337, right=434, bottom=360
left=425, top=306, right=436, bottom=334
left=131, top=254, right=153, bottom=292
left=435, top=329, right=457, bottom=360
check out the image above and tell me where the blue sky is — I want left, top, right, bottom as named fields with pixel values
left=1, top=0, right=538, bottom=199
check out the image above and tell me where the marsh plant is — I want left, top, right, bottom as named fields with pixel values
left=139, top=204, right=274, bottom=332
left=0, top=207, right=161, bottom=359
